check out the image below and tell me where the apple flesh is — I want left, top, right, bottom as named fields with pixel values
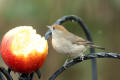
left=0, top=26, right=48, bottom=73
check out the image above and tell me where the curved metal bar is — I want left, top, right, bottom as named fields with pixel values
left=29, top=73, right=34, bottom=80
left=19, top=73, right=33, bottom=80
left=45, top=30, right=52, bottom=40
left=35, top=70, right=41, bottom=79
left=0, top=72, right=5, bottom=80
left=54, top=15, right=93, bottom=41
left=48, top=52, right=120, bottom=80
left=8, top=68, right=11, bottom=74
left=54, top=15, right=97, bottom=80
left=0, top=67, right=13, bottom=80
left=19, top=70, right=41, bottom=80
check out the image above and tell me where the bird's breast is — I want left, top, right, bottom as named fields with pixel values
left=52, top=38, right=72, bottom=54
left=52, top=37, right=86, bottom=55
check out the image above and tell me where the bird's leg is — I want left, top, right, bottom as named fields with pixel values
left=63, top=59, right=69, bottom=67
left=63, top=54, right=71, bottom=69
left=79, top=53, right=84, bottom=60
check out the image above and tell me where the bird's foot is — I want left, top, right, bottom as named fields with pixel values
left=80, top=56, right=84, bottom=61
left=63, top=59, right=69, bottom=69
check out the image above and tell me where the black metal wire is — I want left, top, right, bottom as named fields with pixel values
left=18, top=70, right=41, bottom=80
left=8, top=68, right=11, bottom=74
left=0, top=72, right=5, bottom=80
left=0, top=67, right=41, bottom=80
left=54, top=15, right=97, bottom=80
left=19, top=73, right=32, bottom=80
left=48, top=52, right=120, bottom=80
left=35, top=70, right=41, bottom=79
left=45, top=30, right=52, bottom=40
left=0, top=67, right=13, bottom=80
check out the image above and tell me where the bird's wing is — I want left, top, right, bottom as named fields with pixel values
left=64, top=31, right=105, bottom=50
left=65, top=32, right=93, bottom=45
left=74, top=40, right=93, bottom=45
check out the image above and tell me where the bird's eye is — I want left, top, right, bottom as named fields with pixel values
left=53, top=27, right=55, bottom=30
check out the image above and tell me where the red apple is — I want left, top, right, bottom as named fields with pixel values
left=0, top=26, right=48, bottom=73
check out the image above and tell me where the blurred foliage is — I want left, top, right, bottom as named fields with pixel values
left=0, top=0, right=120, bottom=80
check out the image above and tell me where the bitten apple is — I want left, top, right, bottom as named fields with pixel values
left=0, top=26, right=48, bottom=73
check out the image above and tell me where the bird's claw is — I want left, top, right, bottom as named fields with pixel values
left=80, top=56, right=84, bottom=60
left=63, top=59, right=69, bottom=69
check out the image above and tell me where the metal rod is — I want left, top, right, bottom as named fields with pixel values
left=0, top=67, right=13, bottom=80
left=0, top=72, right=5, bottom=80
left=48, top=52, right=120, bottom=80
left=54, top=15, right=97, bottom=80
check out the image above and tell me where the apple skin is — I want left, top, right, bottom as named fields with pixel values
left=0, top=28, right=48, bottom=73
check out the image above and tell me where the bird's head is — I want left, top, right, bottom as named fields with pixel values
left=45, top=25, right=68, bottom=39
left=47, top=25, right=67, bottom=34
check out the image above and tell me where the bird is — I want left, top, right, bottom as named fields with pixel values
left=47, top=24, right=105, bottom=67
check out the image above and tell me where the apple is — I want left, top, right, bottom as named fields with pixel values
left=0, top=26, right=48, bottom=73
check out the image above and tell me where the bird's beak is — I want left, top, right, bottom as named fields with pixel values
left=47, top=25, right=54, bottom=31
left=45, top=30, right=52, bottom=40
left=47, top=26, right=52, bottom=29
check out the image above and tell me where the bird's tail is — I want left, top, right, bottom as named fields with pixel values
left=90, top=45, right=105, bottom=50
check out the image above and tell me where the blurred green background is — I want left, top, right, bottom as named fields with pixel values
left=0, top=0, right=120, bottom=80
